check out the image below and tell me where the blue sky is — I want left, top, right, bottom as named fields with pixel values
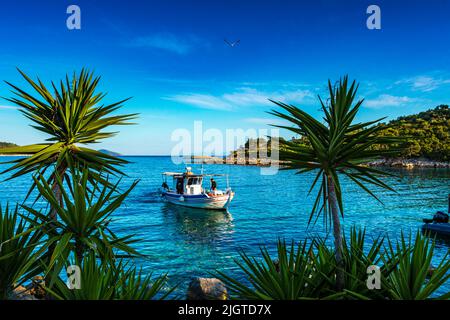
left=0, top=0, right=449, bottom=155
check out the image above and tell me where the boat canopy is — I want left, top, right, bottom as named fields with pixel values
left=162, top=172, right=227, bottom=177
left=162, top=172, right=183, bottom=176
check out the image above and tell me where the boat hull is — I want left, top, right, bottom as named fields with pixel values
left=422, top=223, right=450, bottom=238
left=162, top=191, right=234, bottom=210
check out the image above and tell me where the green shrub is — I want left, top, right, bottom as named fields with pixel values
left=0, top=204, right=45, bottom=299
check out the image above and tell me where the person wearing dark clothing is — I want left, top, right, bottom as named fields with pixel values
left=176, top=178, right=184, bottom=194
left=210, top=178, right=217, bottom=191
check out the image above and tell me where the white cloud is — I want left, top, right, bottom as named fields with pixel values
left=395, top=75, right=450, bottom=92
left=244, top=117, right=286, bottom=125
left=165, top=87, right=315, bottom=111
left=0, top=105, right=18, bottom=110
left=365, top=94, right=419, bottom=109
left=127, top=33, right=203, bottom=55
left=166, top=93, right=232, bottom=110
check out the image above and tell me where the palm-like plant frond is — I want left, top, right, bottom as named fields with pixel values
left=0, top=68, right=137, bottom=194
left=383, top=232, right=450, bottom=300
left=314, top=227, right=394, bottom=299
left=216, top=229, right=449, bottom=300
left=46, top=254, right=173, bottom=300
left=269, top=77, right=406, bottom=291
left=118, top=267, right=174, bottom=300
left=0, top=204, right=46, bottom=299
left=269, top=76, right=404, bottom=225
left=341, top=228, right=386, bottom=296
left=21, top=166, right=141, bottom=283
left=216, top=239, right=337, bottom=300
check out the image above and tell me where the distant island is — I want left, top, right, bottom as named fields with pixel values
left=98, top=149, right=123, bottom=157
left=0, top=142, right=18, bottom=149
left=0, top=144, right=123, bottom=158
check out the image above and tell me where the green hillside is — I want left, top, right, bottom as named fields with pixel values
left=229, top=105, right=449, bottom=162
left=375, top=105, right=450, bottom=161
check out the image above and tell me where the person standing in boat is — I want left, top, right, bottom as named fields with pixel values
left=210, top=178, right=217, bottom=192
left=176, top=178, right=184, bottom=194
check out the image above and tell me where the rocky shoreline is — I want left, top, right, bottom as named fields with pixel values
left=187, top=155, right=286, bottom=166
left=188, top=156, right=449, bottom=169
left=5, top=155, right=447, bottom=168
left=366, top=158, right=450, bottom=169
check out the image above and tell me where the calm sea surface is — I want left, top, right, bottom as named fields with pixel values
left=1, top=156, right=449, bottom=297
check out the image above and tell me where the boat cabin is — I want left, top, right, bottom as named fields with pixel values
left=162, top=167, right=227, bottom=196
left=173, top=174, right=203, bottom=195
left=162, top=168, right=204, bottom=195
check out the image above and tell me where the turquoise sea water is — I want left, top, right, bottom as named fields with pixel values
left=1, top=156, right=449, bottom=297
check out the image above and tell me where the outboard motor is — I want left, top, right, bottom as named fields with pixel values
left=433, top=211, right=449, bottom=223
left=423, top=211, right=449, bottom=224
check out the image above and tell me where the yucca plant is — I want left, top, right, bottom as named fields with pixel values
left=0, top=68, right=137, bottom=236
left=342, top=228, right=388, bottom=298
left=216, top=234, right=377, bottom=300
left=46, top=254, right=118, bottom=300
left=0, top=204, right=45, bottom=299
left=269, top=76, right=404, bottom=290
left=1, top=69, right=137, bottom=191
left=216, top=228, right=448, bottom=300
left=216, top=239, right=338, bottom=300
left=46, top=254, right=172, bottom=300
left=383, top=231, right=450, bottom=300
left=313, top=227, right=395, bottom=299
left=1, top=69, right=137, bottom=179
left=0, top=69, right=137, bottom=283
left=21, top=166, right=141, bottom=285
left=118, top=266, right=174, bottom=300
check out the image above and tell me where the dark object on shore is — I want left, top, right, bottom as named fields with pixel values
left=422, top=194, right=450, bottom=237
left=10, top=276, right=45, bottom=300
left=187, top=277, right=228, bottom=300
left=29, top=276, right=46, bottom=299
left=10, top=285, right=36, bottom=300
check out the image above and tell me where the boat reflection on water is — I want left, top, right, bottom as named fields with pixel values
left=422, top=228, right=450, bottom=246
left=161, top=203, right=234, bottom=243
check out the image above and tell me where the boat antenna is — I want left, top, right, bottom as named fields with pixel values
left=201, top=151, right=204, bottom=175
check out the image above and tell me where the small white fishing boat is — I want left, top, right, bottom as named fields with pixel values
left=161, top=167, right=234, bottom=210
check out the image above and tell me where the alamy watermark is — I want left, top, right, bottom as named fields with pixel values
left=65, top=5, right=379, bottom=31
left=366, top=5, right=381, bottom=30
left=64, top=263, right=381, bottom=291
left=366, top=265, right=381, bottom=290
left=171, top=121, right=280, bottom=175
left=66, top=265, right=81, bottom=289
left=66, top=5, right=81, bottom=30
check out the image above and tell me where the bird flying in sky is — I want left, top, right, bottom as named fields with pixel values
left=224, top=39, right=240, bottom=47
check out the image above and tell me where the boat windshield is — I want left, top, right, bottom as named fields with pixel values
left=187, top=177, right=202, bottom=185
